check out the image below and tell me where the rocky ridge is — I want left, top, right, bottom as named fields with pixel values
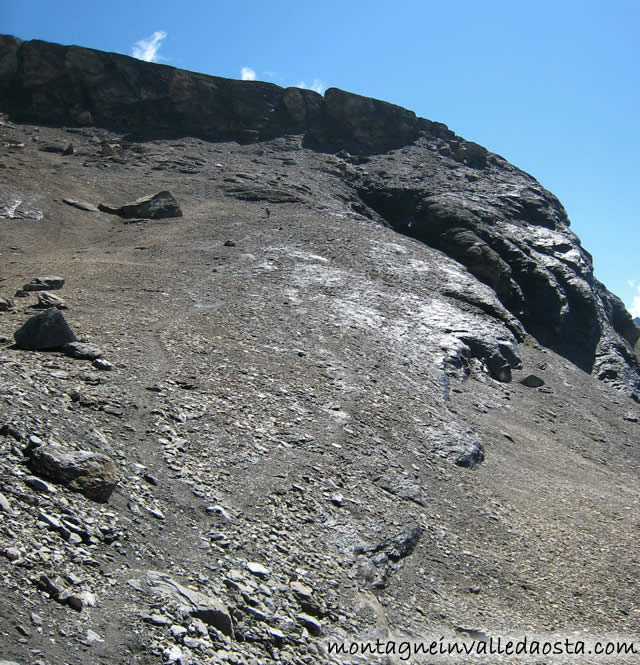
left=1, top=35, right=637, bottom=397
left=0, top=36, right=639, bottom=665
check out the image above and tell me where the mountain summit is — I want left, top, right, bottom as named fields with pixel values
left=1, top=36, right=639, bottom=665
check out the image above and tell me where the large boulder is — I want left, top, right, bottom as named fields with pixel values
left=99, top=190, right=182, bottom=219
left=14, top=308, right=76, bottom=350
left=29, top=445, right=119, bottom=502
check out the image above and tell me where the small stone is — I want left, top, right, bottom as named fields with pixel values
left=520, top=374, right=545, bottom=388
left=297, top=613, right=322, bottom=636
left=190, top=617, right=208, bottom=636
left=145, top=613, right=171, bottom=626
left=0, top=297, right=14, bottom=311
left=246, top=561, right=270, bottom=578
left=68, top=533, right=83, bottom=545
left=63, top=198, right=99, bottom=212
left=171, top=624, right=188, bottom=639
left=67, top=590, right=96, bottom=611
left=165, top=645, right=183, bottom=663
left=206, top=505, right=231, bottom=521
left=28, top=434, right=44, bottom=448
left=290, top=581, right=313, bottom=599
left=24, top=475, right=57, bottom=494
left=183, top=635, right=206, bottom=649
left=63, top=342, right=103, bottom=360
left=22, top=276, right=65, bottom=291
left=38, top=574, right=69, bottom=599
left=148, top=507, right=165, bottom=520
left=38, top=509, right=62, bottom=530
left=127, top=578, right=144, bottom=592
left=35, top=291, right=67, bottom=309
left=86, top=629, right=103, bottom=643
left=330, top=492, right=344, bottom=506
left=3, top=546, right=21, bottom=561
left=0, top=492, right=13, bottom=514
left=15, top=624, right=31, bottom=637
left=93, top=358, right=114, bottom=371
left=224, top=240, right=236, bottom=247
left=145, top=570, right=233, bottom=636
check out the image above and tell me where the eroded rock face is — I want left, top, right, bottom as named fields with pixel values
left=0, top=37, right=423, bottom=154
left=353, top=160, right=640, bottom=396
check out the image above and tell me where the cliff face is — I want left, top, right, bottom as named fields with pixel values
left=1, top=35, right=637, bottom=396
left=0, top=35, right=423, bottom=153
left=1, top=37, right=640, bottom=665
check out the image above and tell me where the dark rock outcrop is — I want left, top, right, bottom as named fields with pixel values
left=14, top=308, right=76, bottom=350
left=0, top=36, right=424, bottom=154
left=354, top=169, right=640, bottom=396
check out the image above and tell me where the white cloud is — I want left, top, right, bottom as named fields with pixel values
left=310, top=79, right=326, bottom=94
left=132, top=31, right=167, bottom=62
left=630, top=296, right=640, bottom=319
left=628, top=279, right=636, bottom=288
left=241, top=67, right=256, bottom=81
left=295, top=79, right=327, bottom=95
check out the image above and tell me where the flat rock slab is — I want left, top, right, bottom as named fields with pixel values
left=63, top=342, right=103, bottom=359
left=63, top=198, right=99, bottom=212
left=35, top=291, right=67, bottom=309
left=99, top=190, right=182, bottom=219
left=29, top=445, right=119, bottom=502
left=14, top=308, right=76, bottom=350
left=145, top=570, right=233, bottom=636
left=22, top=276, right=65, bottom=291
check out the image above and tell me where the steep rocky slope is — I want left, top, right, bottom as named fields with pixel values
left=1, top=38, right=639, bottom=665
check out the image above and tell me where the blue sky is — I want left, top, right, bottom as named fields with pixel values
left=5, top=1, right=639, bottom=315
